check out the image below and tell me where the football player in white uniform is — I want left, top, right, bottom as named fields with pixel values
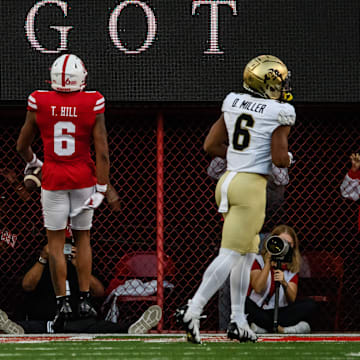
left=176, top=55, right=296, bottom=343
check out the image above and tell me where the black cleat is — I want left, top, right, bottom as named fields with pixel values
left=174, top=304, right=202, bottom=344
left=227, top=322, right=258, bottom=343
left=53, top=299, right=72, bottom=333
left=78, top=298, right=97, bottom=319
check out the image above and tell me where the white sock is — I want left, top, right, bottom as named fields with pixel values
left=230, top=253, right=255, bottom=325
left=188, top=248, right=242, bottom=317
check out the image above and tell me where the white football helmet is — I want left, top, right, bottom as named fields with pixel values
left=50, top=54, right=87, bottom=92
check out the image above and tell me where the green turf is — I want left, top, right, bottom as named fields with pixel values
left=0, top=340, right=360, bottom=360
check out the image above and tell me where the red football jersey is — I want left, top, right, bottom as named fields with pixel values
left=27, top=90, right=105, bottom=190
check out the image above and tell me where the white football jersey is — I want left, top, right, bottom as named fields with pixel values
left=221, top=92, right=296, bottom=175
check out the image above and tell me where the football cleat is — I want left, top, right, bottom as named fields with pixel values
left=53, top=299, right=73, bottom=333
left=174, top=304, right=203, bottom=344
left=128, top=305, right=162, bottom=334
left=243, top=55, right=291, bottom=100
left=0, top=309, right=25, bottom=334
left=78, top=298, right=97, bottom=319
left=227, top=322, right=258, bottom=343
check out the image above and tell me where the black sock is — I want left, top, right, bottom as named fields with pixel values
left=56, top=296, right=70, bottom=309
left=56, top=296, right=66, bottom=304
left=79, top=291, right=90, bottom=301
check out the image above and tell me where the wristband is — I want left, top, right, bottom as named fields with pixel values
left=96, top=183, right=108, bottom=193
left=38, top=256, right=48, bottom=265
left=28, top=153, right=37, bottom=165
left=287, top=152, right=294, bottom=167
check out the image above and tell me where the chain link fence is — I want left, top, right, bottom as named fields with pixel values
left=0, top=105, right=359, bottom=331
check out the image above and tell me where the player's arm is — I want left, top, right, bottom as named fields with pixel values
left=93, top=113, right=110, bottom=187
left=16, top=111, right=37, bottom=163
left=69, top=114, right=109, bottom=216
left=271, top=125, right=291, bottom=168
left=203, top=114, right=228, bottom=158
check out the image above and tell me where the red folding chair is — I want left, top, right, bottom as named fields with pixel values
left=106, top=251, right=175, bottom=302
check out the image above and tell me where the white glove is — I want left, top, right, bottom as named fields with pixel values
left=288, top=152, right=295, bottom=167
left=70, top=184, right=107, bottom=217
left=24, top=153, right=43, bottom=174
left=84, top=192, right=105, bottom=209
left=207, top=157, right=227, bottom=180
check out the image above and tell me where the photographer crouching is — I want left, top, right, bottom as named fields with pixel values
left=0, top=228, right=162, bottom=334
left=246, top=225, right=317, bottom=334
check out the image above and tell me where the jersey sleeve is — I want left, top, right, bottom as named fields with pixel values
left=93, top=92, right=105, bottom=114
left=340, top=172, right=360, bottom=201
left=277, top=103, right=296, bottom=126
left=27, top=91, right=39, bottom=112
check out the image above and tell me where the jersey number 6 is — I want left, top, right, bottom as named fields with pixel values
left=54, top=121, right=76, bottom=156
left=232, top=114, right=254, bottom=151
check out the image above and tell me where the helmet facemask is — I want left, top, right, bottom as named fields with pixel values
left=280, top=71, right=293, bottom=102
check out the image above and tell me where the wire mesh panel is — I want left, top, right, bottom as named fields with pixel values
left=0, top=105, right=359, bottom=331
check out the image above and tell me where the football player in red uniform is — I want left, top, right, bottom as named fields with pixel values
left=16, top=54, right=110, bottom=332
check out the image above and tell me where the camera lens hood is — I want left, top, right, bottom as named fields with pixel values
left=265, top=235, right=290, bottom=257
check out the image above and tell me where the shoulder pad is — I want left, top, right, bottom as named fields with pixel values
left=277, top=109, right=296, bottom=126
left=221, top=92, right=237, bottom=112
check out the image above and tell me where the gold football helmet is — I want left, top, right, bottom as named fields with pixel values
left=243, top=55, right=292, bottom=100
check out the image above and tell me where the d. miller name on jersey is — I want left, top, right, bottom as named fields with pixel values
left=232, top=99, right=267, bottom=114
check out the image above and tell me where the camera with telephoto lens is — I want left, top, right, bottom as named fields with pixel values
left=63, top=242, right=73, bottom=261
left=265, top=235, right=293, bottom=263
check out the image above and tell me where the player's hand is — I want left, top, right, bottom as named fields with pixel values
left=84, top=192, right=105, bottom=209
left=24, top=153, right=43, bottom=174
left=288, top=152, right=295, bottom=167
left=70, top=246, right=77, bottom=266
left=350, top=153, right=360, bottom=172
left=70, top=184, right=107, bottom=217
